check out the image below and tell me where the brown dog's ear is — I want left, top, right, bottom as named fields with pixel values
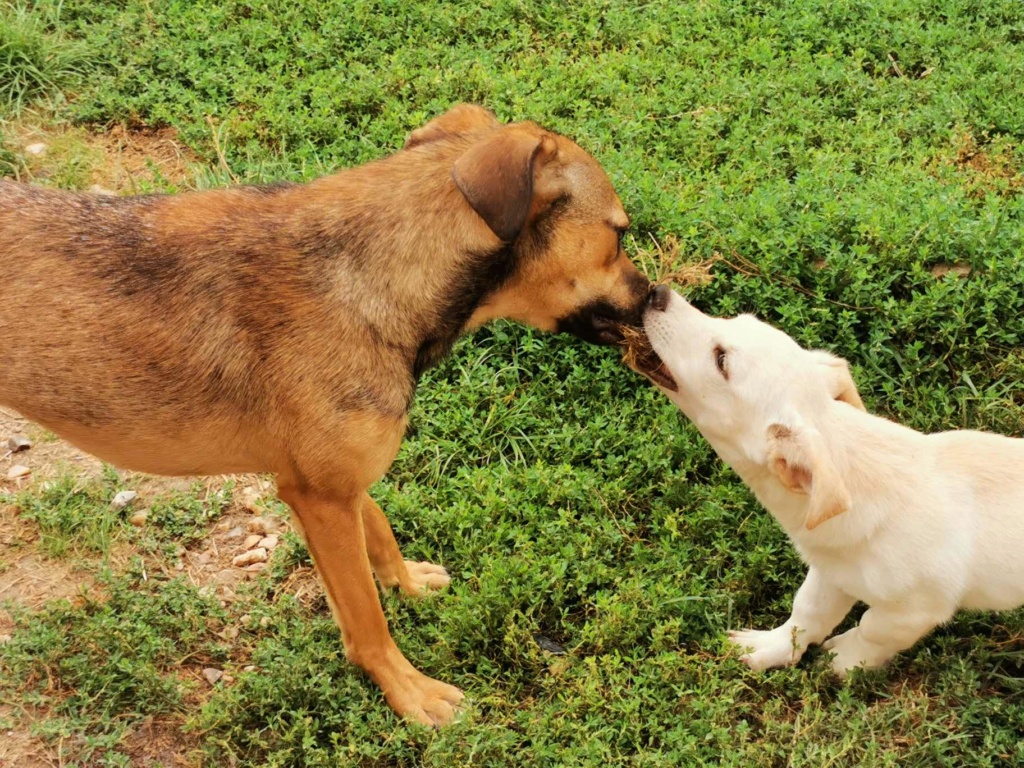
left=812, top=351, right=866, bottom=411
left=766, top=423, right=851, bottom=530
left=405, top=104, right=501, bottom=150
left=451, top=126, right=560, bottom=242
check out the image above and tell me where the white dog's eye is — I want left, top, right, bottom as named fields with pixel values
left=714, top=345, right=729, bottom=379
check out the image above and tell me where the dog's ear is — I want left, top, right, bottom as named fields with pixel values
left=812, top=351, right=865, bottom=411
left=766, top=423, right=851, bottom=530
left=405, top=104, right=501, bottom=150
left=451, top=126, right=561, bottom=242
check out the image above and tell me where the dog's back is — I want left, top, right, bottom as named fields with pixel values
left=0, top=180, right=396, bottom=474
left=932, top=429, right=1024, bottom=610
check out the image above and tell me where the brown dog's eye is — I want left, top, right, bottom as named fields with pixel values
left=615, top=227, right=628, bottom=252
left=714, top=345, right=729, bottom=379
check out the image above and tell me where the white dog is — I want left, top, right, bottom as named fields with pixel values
left=643, top=286, right=1024, bottom=675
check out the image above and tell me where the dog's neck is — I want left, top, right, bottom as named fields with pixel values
left=293, top=154, right=518, bottom=380
left=725, top=403, right=928, bottom=548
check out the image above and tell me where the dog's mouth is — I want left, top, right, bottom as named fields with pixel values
left=617, top=324, right=677, bottom=391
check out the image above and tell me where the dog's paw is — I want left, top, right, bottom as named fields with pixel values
left=401, top=560, right=451, bottom=596
left=822, top=629, right=888, bottom=676
left=382, top=663, right=466, bottom=728
left=728, top=626, right=803, bottom=671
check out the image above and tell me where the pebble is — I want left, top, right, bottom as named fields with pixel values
left=224, top=526, right=244, bottom=540
left=220, top=626, right=239, bottom=641
left=24, top=142, right=47, bottom=156
left=6, top=465, right=30, bottom=480
left=244, top=562, right=267, bottom=573
left=246, top=517, right=274, bottom=535
left=237, top=485, right=262, bottom=513
left=232, top=547, right=267, bottom=567
left=111, top=490, right=138, bottom=510
left=202, top=668, right=223, bottom=685
left=129, top=510, right=149, bottom=527
left=243, top=665, right=256, bottom=673
left=257, top=534, right=279, bottom=550
left=88, top=184, right=116, bottom=196
left=6, top=435, right=31, bottom=453
left=242, top=534, right=262, bottom=550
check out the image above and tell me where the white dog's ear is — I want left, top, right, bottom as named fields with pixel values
left=766, top=423, right=851, bottom=530
left=812, top=351, right=865, bottom=412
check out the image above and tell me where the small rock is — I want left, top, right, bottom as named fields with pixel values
left=220, top=626, right=239, bottom=641
left=533, top=633, right=567, bottom=655
left=222, top=674, right=235, bottom=684
left=129, top=510, right=149, bottom=527
left=257, top=534, right=279, bottom=550
left=243, top=665, right=256, bottom=673
left=224, top=526, right=244, bottom=540
left=217, top=585, right=237, bottom=600
left=242, top=534, right=262, bottom=550
left=232, top=547, right=267, bottom=568
left=259, top=616, right=271, bottom=628
left=6, top=465, right=30, bottom=480
left=111, top=490, right=138, bottom=510
left=246, top=517, right=272, bottom=535
left=6, top=435, right=31, bottom=453
left=244, top=562, right=267, bottom=573
left=240, top=614, right=251, bottom=626
left=24, top=143, right=47, bottom=156
left=88, top=184, right=116, bottom=196
left=237, top=485, right=262, bottom=513
left=196, top=551, right=212, bottom=565
left=202, top=668, right=223, bottom=686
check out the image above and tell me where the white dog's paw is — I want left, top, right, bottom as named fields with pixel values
left=822, top=629, right=888, bottom=677
left=728, top=627, right=803, bottom=671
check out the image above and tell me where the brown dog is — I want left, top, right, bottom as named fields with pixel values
left=0, top=104, right=652, bottom=726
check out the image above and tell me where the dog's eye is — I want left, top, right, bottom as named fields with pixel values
left=713, top=345, right=729, bottom=379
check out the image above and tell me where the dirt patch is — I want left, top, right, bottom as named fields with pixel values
left=928, top=130, right=1024, bottom=199
left=1, top=408, right=104, bottom=485
left=121, top=715, right=201, bottom=768
left=3, top=118, right=201, bottom=193
left=0, top=704, right=57, bottom=768
left=0, top=504, right=91, bottom=617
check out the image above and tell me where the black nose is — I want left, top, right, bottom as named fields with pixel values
left=648, top=284, right=671, bottom=312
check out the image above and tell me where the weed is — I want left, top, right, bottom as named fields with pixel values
left=0, top=1, right=90, bottom=115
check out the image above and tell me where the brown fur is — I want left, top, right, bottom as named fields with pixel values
left=0, top=104, right=652, bottom=726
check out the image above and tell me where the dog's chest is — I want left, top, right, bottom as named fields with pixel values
left=798, top=541, right=914, bottom=605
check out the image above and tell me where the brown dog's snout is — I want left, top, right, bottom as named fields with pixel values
left=648, top=284, right=671, bottom=312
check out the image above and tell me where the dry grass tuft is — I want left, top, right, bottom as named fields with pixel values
left=617, top=234, right=718, bottom=382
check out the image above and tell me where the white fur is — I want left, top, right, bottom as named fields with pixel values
left=644, top=290, right=1024, bottom=675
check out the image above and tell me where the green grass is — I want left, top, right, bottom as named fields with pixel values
left=0, top=1, right=90, bottom=114
left=2, top=0, right=1024, bottom=765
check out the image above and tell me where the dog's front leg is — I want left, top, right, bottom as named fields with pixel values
left=361, top=493, right=451, bottom=595
left=729, top=567, right=855, bottom=671
left=277, top=482, right=464, bottom=726
left=822, top=601, right=954, bottom=676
